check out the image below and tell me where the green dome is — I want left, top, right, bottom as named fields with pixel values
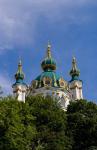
left=41, top=43, right=56, bottom=71
left=36, top=71, right=60, bottom=81
left=41, top=57, right=56, bottom=71
left=35, top=70, right=60, bottom=87
left=15, top=72, right=24, bottom=80
left=13, top=60, right=27, bottom=87
left=70, top=57, right=80, bottom=81
left=31, top=43, right=68, bottom=90
left=15, top=61, right=25, bottom=80
left=32, top=43, right=64, bottom=88
left=70, top=69, right=80, bottom=77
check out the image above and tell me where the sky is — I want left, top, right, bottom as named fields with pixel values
left=0, top=0, right=97, bottom=102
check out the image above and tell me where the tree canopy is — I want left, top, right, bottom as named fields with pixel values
left=67, top=100, right=97, bottom=150
left=0, top=96, right=97, bottom=150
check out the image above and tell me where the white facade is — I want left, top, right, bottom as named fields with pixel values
left=28, top=86, right=72, bottom=110
left=13, top=84, right=27, bottom=103
left=69, top=80, right=83, bottom=100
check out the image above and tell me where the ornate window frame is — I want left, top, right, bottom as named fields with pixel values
left=59, top=78, right=68, bottom=89
left=43, top=77, right=52, bottom=87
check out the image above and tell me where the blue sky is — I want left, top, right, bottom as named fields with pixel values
left=0, top=0, right=97, bottom=102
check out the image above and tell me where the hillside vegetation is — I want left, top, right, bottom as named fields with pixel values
left=0, top=96, right=97, bottom=150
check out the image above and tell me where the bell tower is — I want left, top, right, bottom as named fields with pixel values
left=69, top=57, right=83, bottom=100
left=12, top=60, right=27, bottom=102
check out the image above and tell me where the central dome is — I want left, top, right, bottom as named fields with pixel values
left=41, top=44, right=56, bottom=71
left=31, top=43, right=68, bottom=90
left=35, top=70, right=60, bottom=87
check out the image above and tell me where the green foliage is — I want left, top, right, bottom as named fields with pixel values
left=0, top=96, right=70, bottom=150
left=26, top=96, right=70, bottom=150
left=0, top=96, right=36, bottom=150
left=88, top=146, right=97, bottom=150
left=67, top=100, right=97, bottom=150
left=0, top=96, right=97, bottom=150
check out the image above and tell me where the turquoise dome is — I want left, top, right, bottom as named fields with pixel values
left=41, top=43, right=56, bottom=71
left=32, top=43, right=62, bottom=88
left=41, top=57, right=56, bottom=71
left=36, top=71, right=60, bottom=81
left=13, top=60, right=27, bottom=87
left=15, top=61, right=25, bottom=81
left=70, top=57, right=80, bottom=82
left=35, top=70, right=61, bottom=87
left=15, top=72, right=24, bottom=80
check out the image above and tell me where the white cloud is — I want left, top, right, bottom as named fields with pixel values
left=0, top=74, right=12, bottom=95
left=0, top=0, right=96, bottom=54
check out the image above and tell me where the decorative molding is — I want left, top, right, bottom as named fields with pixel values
left=43, top=77, right=52, bottom=86
left=59, top=78, right=68, bottom=89
left=32, top=80, right=38, bottom=89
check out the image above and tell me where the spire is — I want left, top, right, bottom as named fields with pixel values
left=72, top=57, right=78, bottom=71
left=70, top=57, right=80, bottom=81
left=15, top=60, right=25, bottom=81
left=41, top=42, right=56, bottom=71
left=18, top=60, right=22, bottom=73
left=47, top=41, right=51, bottom=58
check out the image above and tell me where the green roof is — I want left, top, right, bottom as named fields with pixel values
left=35, top=70, right=61, bottom=88
left=41, top=57, right=56, bottom=71
left=36, top=71, right=60, bottom=81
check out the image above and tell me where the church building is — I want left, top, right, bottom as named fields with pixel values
left=12, top=43, right=83, bottom=110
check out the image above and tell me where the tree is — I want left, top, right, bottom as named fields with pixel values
left=26, top=96, right=71, bottom=150
left=0, top=96, right=36, bottom=150
left=88, top=146, right=97, bottom=150
left=67, top=100, right=97, bottom=150
left=0, top=96, right=71, bottom=150
left=0, top=96, right=97, bottom=150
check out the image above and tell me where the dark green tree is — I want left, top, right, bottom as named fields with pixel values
left=1, top=95, right=97, bottom=150
left=26, top=96, right=71, bottom=150
left=0, top=95, right=71, bottom=150
left=67, top=100, right=97, bottom=150
left=0, top=96, right=36, bottom=150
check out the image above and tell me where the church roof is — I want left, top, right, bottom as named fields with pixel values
left=36, top=71, right=60, bottom=81
left=12, top=60, right=27, bottom=87
left=69, top=57, right=80, bottom=82
left=35, top=70, right=61, bottom=87
left=32, top=43, right=67, bottom=89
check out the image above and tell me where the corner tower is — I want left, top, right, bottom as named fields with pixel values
left=12, top=60, right=27, bottom=102
left=69, top=57, right=83, bottom=100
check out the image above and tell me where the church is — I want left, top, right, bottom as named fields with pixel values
left=12, top=43, right=83, bottom=110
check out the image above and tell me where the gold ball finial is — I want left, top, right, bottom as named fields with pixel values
left=19, top=59, right=22, bottom=66
left=48, top=41, right=51, bottom=48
